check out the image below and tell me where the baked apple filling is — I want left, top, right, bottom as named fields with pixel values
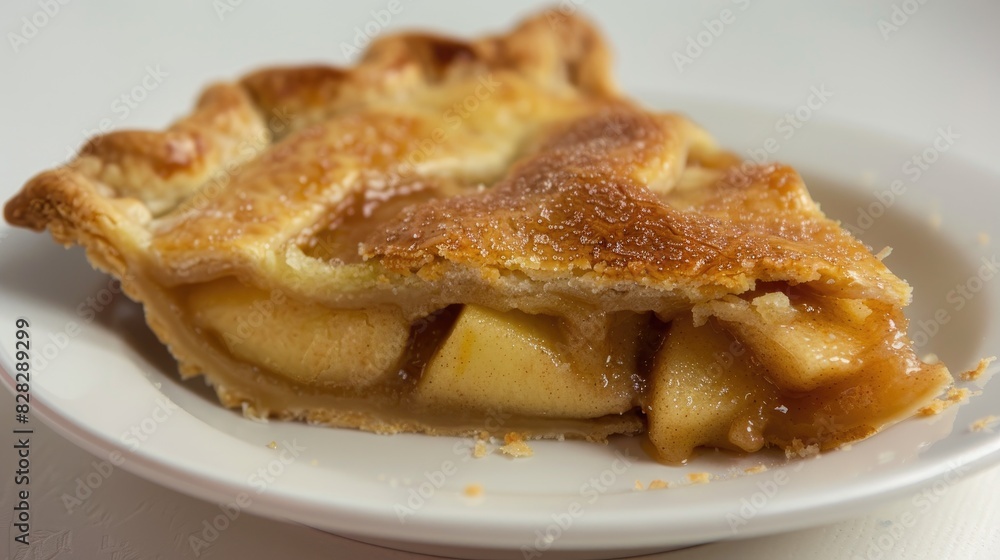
left=179, top=276, right=948, bottom=462
left=5, top=11, right=954, bottom=462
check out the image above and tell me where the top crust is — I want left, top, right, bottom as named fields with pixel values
left=364, top=110, right=907, bottom=304
left=4, top=11, right=910, bottom=321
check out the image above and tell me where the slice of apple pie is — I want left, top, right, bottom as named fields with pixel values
left=5, top=11, right=952, bottom=462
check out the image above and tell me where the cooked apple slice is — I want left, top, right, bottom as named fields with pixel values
left=646, top=315, right=778, bottom=463
left=414, top=305, right=635, bottom=417
left=187, top=278, right=408, bottom=387
left=693, top=292, right=880, bottom=392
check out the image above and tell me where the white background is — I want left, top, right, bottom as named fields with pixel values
left=1, top=1, right=999, bottom=558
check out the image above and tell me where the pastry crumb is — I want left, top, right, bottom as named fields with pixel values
left=970, top=415, right=999, bottom=432
left=785, top=438, right=820, bottom=459
left=752, top=292, right=796, bottom=322
left=960, top=357, right=996, bottom=381
left=633, top=480, right=644, bottom=490
left=918, top=387, right=975, bottom=416
left=874, top=246, right=893, bottom=261
left=499, top=433, right=533, bottom=457
left=242, top=402, right=269, bottom=423
left=503, top=432, right=526, bottom=444
left=648, top=479, right=670, bottom=490
left=687, top=472, right=711, bottom=484
left=463, top=484, right=484, bottom=498
left=499, top=441, right=533, bottom=457
left=266, top=440, right=277, bottom=449
left=744, top=464, right=768, bottom=474
left=473, top=439, right=489, bottom=458
left=978, top=232, right=990, bottom=246
left=309, top=459, right=319, bottom=466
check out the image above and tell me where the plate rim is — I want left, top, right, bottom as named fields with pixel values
left=3, top=96, right=1000, bottom=555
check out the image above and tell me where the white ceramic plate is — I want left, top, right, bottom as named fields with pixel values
left=2, top=97, right=998, bottom=560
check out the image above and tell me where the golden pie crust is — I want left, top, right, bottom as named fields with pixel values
left=5, top=11, right=952, bottom=462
